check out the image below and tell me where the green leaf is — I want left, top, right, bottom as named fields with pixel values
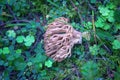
left=32, top=53, right=47, bottom=63
left=108, top=16, right=115, bottom=22
left=16, top=36, right=25, bottom=43
left=27, top=62, right=32, bottom=66
left=24, top=35, right=35, bottom=46
left=89, top=45, right=99, bottom=55
left=39, top=63, right=43, bottom=68
left=107, top=11, right=115, bottom=22
left=95, top=17, right=105, bottom=28
left=7, top=55, right=15, bottom=61
left=103, top=24, right=110, bottom=30
left=14, top=61, right=26, bottom=70
left=47, top=0, right=59, bottom=7
left=15, top=49, right=22, bottom=54
left=96, top=29, right=114, bottom=41
left=45, top=60, right=53, bottom=68
left=41, top=70, right=47, bottom=76
left=112, top=40, right=120, bottom=49
left=107, top=3, right=116, bottom=9
left=115, top=24, right=120, bottom=32
left=98, top=6, right=110, bottom=16
left=3, top=47, right=10, bottom=54
left=81, top=61, right=99, bottom=79
left=14, top=49, right=22, bottom=58
left=6, top=30, right=16, bottom=38
left=114, top=67, right=120, bottom=80
left=85, top=22, right=92, bottom=29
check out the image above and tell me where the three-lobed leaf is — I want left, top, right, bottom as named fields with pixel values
left=98, top=6, right=110, bottom=16
left=45, top=60, right=53, bottom=68
left=16, top=36, right=25, bottom=43
left=3, top=47, right=10, bottom=54
left=6, top=30, right=16, bottom=38
left=24, top=35, right=35, bottom=46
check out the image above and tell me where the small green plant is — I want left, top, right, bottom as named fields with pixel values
left=16, top=36, right=25, bottom=43
left=3, top=47, right=10, bottom=54
left=89, top=45, right=99, bottom=55
left=81, top=61, right=99, bottom=80
left=112, top=40, right=120, bottom=49
left=45, top=60, right=53, bottom=68
left=98, top=6, right=110, bottom=16
left=24, top=35, right=35, bottom=47
left=6, top=30, right=16, bottom=38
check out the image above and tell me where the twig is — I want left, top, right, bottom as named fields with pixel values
left=6, top=4, right=17, bottom=21
left=88, top=3, right=96, bottom=11
left=71, top=63, right=81, bottom=79
left=29, top=27, right=44, bottom=53
left=92, top=10, right=97, bottom=44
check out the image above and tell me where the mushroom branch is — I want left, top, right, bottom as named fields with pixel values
left=44, top=17, right=90, bottom=62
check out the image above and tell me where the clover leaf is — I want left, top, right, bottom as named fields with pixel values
left=103, top=24, right=110, bottom=30
left=108, top=16, right=115, bottom=22
left=16, top=49, right=22, bottom=54
left=95, top=17, right=105, bottom=28
left=107, top=11, right=115, bottom=22
left=14, top=49, right=22, bottom=58
left=85, top=22, right=92, bottom=29
left=98, top=6, right=110, bottom=16
left=45, top=60, right=53, bottom=68
left=6, top=30, right=16, bottom=38
left=3, top=47, right=10, bottom=54
left=89, top=45, right=99, bottom=55
left=24, top=35, right=35, bottom=46
left=16, top=36, right=25, bottom=43
left=112, top=40, right=120, bottom=49
left=27, top=62, right=32, bottom=66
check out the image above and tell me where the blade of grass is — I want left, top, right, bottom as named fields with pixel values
left=6, top=23, right=27, bottom=27
left=92, top=10, right=97, bottom=44
left=47, top=0, right=59, bottom=8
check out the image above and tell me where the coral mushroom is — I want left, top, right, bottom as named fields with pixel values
left=44, top=17, right=82, bottom=62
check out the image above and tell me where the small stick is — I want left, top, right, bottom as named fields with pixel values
left=29, top=27, right=44, bottom=53
left=92, top=10, right=97, bottom=44
left=6, top=4, right=17, bottom=21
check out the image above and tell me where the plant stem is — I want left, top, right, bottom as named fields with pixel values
left=92, top=10, right=97, bottom=44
